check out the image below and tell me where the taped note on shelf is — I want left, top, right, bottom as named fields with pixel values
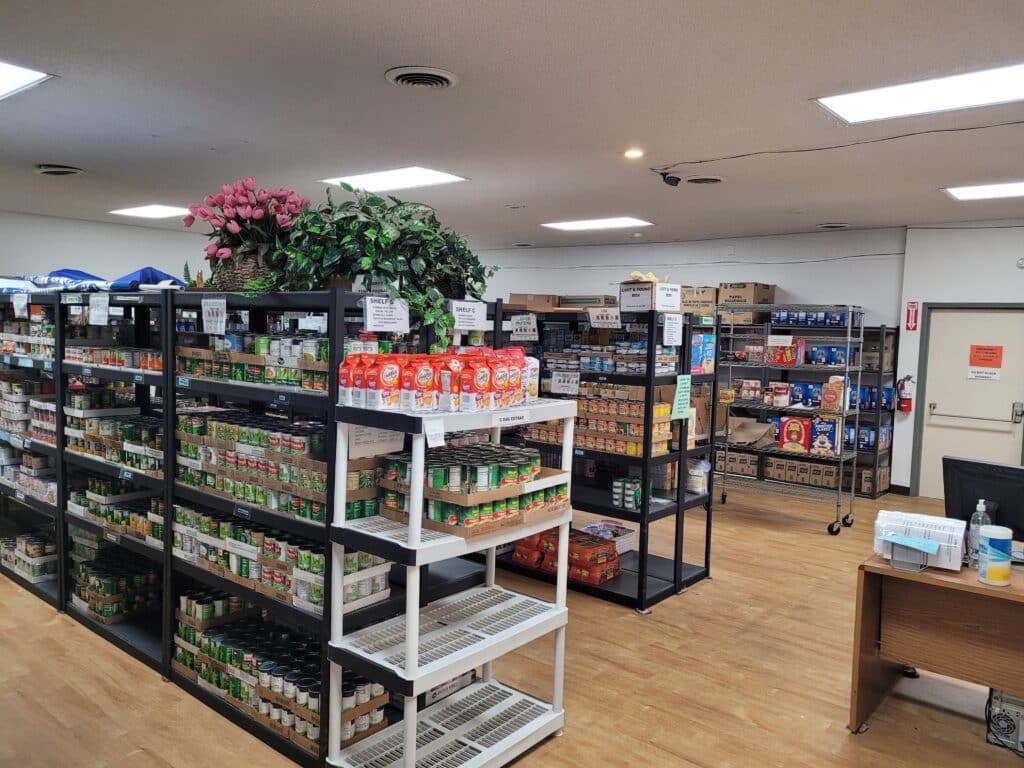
left=663, top=313, right=683, bottom=346
left=509, top=314, right=538, bottom=341
left=587, top=306, right=621, bottom=329
left=550, top=371, right=580, bottom=395
left=88, top=293, right=109, bottom=326
left=12, top=294, right=28, bottom=319
left=349, top=424, right=405, bottom=459
left=766, top=335, right=793, bottom=347
left=424, top=418, right=446, bottom=448
left=671, top=374, right=692, bottom=420
left=494, top=410, right=530, bottom=427
left=449, top=300, right=489, bottom=331
left=201, top=296, right=227, bottom=336
left=363, top=296, right=410, bottom=334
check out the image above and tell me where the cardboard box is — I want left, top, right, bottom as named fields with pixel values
left=619, top=281, right=681, bottom=312
left=808, top=464, right=824, bottom=487
left=718, top=282, right=776, bottom=325
left=508, top=293, right=558, bottom=311
left=558, top=294, right=617, bottom=308
left=680, top=286, right=718, bottom=315
left=821, top=465, right=839, bottom=489
left=785, top=461, right=800, bottom=483
left=796, top=462, right=811, bottom=485
left=862, top=337, right=896, bottom=372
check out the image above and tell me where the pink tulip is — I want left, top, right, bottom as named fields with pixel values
left=213, top=194, right=225, bottom=207
left=226, top=219, right=241, bottom=234
left=204, top=243, right=219, bottom=257
left=223, top=205, right=235, bottom=218
left=224, top=193, right=237, bottom=207
left=203, top=194, right=217, bottom=207
left=197, top=207, right=212, bottom=220
left=243, top=176, right=256, bottom=191
left=235, top=182, right=247, bottom=196
left=216, top=248, right=232, bottom=260
left=256, top=189, right=270, bottom=204
left=270, top=202, right=283, bottom=215
left=182, top=215, right=196, bottom=228
left=275, top=213, right=291, bottom=228
left=221, top=184, right=233, bottom=196
left=239, top=204, right=253, bottom=220
left=210, top=216, right=225, bottom=229
left=252, top=207, right=265, bottom=220
left=188, top=203, right=200, bottom=215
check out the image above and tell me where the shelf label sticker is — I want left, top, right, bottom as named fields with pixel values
left=104, top=531, right=120, bottom=544
left=718, top=387, right=736, bottom=405
left=424, top=418, right=446, bottom=449
left=17, top=357, right=33, bottom=368
left=12, top=294, right=28, bottom=319
left=119, top=468, right=134, bottom=481
left=587, top=307, right=621, bottom=329
left=133, top=373, right=144, bottom=384
left=349, top=425, right=405, bottom=459
left=234, top=507, right=253, bottom=520
left=699, top=315, right=715, bottom=326
left=363, top=296, right=410, bottom=334
left=62, top=293, right=83, bottom=305
left=550, top=371, right=580, bottom=396
left=201, top=296, right=228, bottom=336
left=449, top=300, right=489, bottom=331
left=574, top=448, right=584, bottom=456
left=275, top=392, right=290, bottom=405
left=663, top=313, right=684, bottom=346
left=176, top=376, right=190, bottom=388
left=21, top=439, right=32, bottom=452
left=766, top=335, right=793, bottom=347
left=671, top=374, right=692, bottom=420
left=14, top=490, right=25, bottom=502
left=493, top=410, right=531, bottom=427
left=88, top=293, right=110, bottom=326
left=82, top=367, right=93, bottom=377
left=509, top=314, right=538, bottom=341
left=43, top=360, right=52, bottom=371
left=1, top=355, right=9, bottom=364
left=112, top=294, right=142, bottom=303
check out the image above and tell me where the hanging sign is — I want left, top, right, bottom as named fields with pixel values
left=424, top=418, right=446, bottom=449
left=587, top=307, right=621, bottom=329
left=663, top=313, right=684, bottom=346
left=671, top=374, right=692, bottom=420
left=510, top=314, right=538, bottom=341
left=968, top=344, right=1003, bottom=381
left=88, top=294, right=109, bottom=326
left=449, top=300, right=489, bottom=331
left=550, top=371, right=580, bottom=396
left=12, top=294, right=28, bottom=319
left=363, top=296, right=410, bottom=334
left=201, top=296, right=227, bottom=335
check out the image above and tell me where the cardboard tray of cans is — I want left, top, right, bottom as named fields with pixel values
left=175, top=431, right=329, bottom=474
left=175, top=608, right=259, bottom=631
left=573, top=428, right=667, bottom=444
left=256, top=684, right=323, bottom=726
left=188, top=460, right=328, bottom=505
left=172, top=659, right=199, bottom=683
left=67, top=447, right=164, bottom=479
left=176, top=345, right=329, bottom=371
left=340, top=718, right=389, bottom=749
left=381, top=499, right=570, bottom=538
left=336, top=692, right=389, bottom=724
left=376, top=465, right=566, bottom=507
left=71, top=594, right=132, bottom=625
left=253, top=580, right=297, bottom=606
left=173, top=482, right=326, bottom=527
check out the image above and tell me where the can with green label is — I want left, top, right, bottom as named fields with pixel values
left=428, top=465, right=446, bottom=490
left=517, top=462, right=532, bottom=483
left=499, top=463, right=517, bottom=486
left=361, top=498, right=377, bottom=518
left=493, top=498, right=507, bottom=519
left=460, top=505, right=479, bottom=527
left=507, top=496, right=520, bottom=517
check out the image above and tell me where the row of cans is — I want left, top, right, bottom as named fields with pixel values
left=343, top=498, right=379, bottom=521
left=178, top=442, right=328, bottom=493
left=215, top=333, right=330, bottom=362
left=67, top=387, right=123, bottom=411
left=178, top=355, right=329, bottom=391
left=178, top=412, right=327, bottom=459
left=385, top=446, right=542, bottom=493
left=67, top=443, right=164, bottom=473
left=65, top=346, right=163, bottom=371
left=421, top=484, right=569, bottom=527
left=175, top=466, right=326, bottom=522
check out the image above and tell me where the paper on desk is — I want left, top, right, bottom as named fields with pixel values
left=879, top=533, right=940, bottom=556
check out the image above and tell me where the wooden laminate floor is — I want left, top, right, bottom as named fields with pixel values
left=0, top=490, right=1014, bottom=767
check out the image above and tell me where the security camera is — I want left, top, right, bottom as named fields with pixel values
left=660, top=173, right=681, bottom=187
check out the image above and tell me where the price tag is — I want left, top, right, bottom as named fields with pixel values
left=587, top=307, right=621, bottom=329
left=574, top=448, right=584, bottom=456
left=176, top=376, right=190, bottom=388
left=718, top=387, right=736, bottom=405
left=550, top=371, right=580, bottom=396
left=17, top=357, right=33, bottom=368
left=509, top=314, right=538, bottom=341
left=201, top=296, right=228, bottom=336
left=43, top=360, right=52, bottom=371
left=82, top=367, right=93, bottom=376
left=234, top=507, right=253, bottom=521
left=119, top=468, right=134, bottom=481
left=363, top=296, right=410, bottom=334
left=424, top=418, right=446, bottom=448
left=133, top=374, right=144, bottom=384
left=12, top=294, right=28, bottom=319
left=493, top=410, right=530, bottom=427
left=104, top=531, right=120, bottom=544
left=663, top=313, right=684, bottom=346
left=14, top=490, right=25, bottom=502
left=275, top=393, right=291, bottom=405
left=699, top=315, right=715, bottom=326
left=88, top=293, right=110, bottom=325
left=21, top=439, right=32, bottom=452
left=449, top=300, right=489, bottom=331
left=61, top=293, right=82, bottom=305
left=671, top=374, right=692, bottom=420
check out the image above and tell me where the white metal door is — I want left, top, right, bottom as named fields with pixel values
left=918, top=308, right=1024, bottom=499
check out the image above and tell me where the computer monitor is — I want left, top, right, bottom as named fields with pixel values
left=943, top=456, right=1024, bottom=540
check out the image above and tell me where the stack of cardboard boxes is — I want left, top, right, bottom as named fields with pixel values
left=714, top=449, right=890, bottom=493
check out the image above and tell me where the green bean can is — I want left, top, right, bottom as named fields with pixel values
left=460, top=505, right=479, bottom=527
left=478, top=501, right=493, bottom=524
left=361, top=497, right=377, bottom=518
left=493, top=498, right=507, bottom=520
left=517, top=462, right=531, bottom=483
left=507, top=496, right=520, bottom=516
left=499, top=463, right=517, bottom=486
left=428, top=465, right=446, bottom=490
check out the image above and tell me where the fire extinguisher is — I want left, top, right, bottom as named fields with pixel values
left=897, top=375, right=914, bottom=413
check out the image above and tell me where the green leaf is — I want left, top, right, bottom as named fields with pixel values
left=411, top=257, right=426, bottom=275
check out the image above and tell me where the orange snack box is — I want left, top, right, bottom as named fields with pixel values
left=349, top=354, right=369, bottom=409
left=401, top=355, right=436, bottom=412
left=434, top=356, right=464, bottom=413
left=459, top=359, right=492, bottom=412
left=337, top=355, right=359, bottom=407
left=365, top=355, right=402, bottom=411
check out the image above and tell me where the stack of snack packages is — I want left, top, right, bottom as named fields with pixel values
left=338, top=346, right=540, bottom=412
left=512, top=528, right=622, bottom=585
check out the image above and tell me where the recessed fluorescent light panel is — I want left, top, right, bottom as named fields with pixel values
left=109, top=205, right=191, bottom=218
left=321, top=166, right=465, bottom=192
left=817, top=62, right=1024, bottom=123
left=944, top=181, right=1024, bottom=201
left=542, top=217, right=653, bottom=231
left=0, top=59, right=51, bottom=102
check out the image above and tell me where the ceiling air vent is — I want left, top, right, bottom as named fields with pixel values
left=685, top=175, right=724, bottom=185
left=385, top=66, right=457, bottom=89
left=35, top=164, right=84, bottom=176
left=817, top=222, right=851, bottom=230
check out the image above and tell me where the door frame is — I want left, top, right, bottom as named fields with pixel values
left=910, top=302, right=1024, bottom=496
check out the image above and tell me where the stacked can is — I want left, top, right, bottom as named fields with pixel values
left=611, top=478, right=643, bottom=511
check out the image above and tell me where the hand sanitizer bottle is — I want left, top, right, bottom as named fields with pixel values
left=968, top=499, right=992, bottom=568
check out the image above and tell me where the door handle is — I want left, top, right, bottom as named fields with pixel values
left=929, top=401, right=1023, bottom=424
left=1013, top=402, right=1024, bottom=424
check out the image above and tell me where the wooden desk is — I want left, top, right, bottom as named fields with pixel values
left=849, top=555, right=1024, bottom=732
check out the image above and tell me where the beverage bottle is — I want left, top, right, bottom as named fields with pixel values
left=968, top=499, right=992, bottom=568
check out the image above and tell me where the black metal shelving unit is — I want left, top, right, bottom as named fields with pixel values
left=856, top=326, right=897, bottom=498
left=501, top=308, right=718, bottom=612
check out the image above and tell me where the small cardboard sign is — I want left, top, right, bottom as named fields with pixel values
left=550, top=371, right=580, bottom=396
left=363, top=296, right=410, bottom=334
left=587, top=307, right=621, bottom=329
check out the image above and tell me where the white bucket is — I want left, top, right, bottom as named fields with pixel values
left=978, top=524, right=1013, bottom=587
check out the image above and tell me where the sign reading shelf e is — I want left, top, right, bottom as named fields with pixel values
left=88, top=293, right=109, bottom=326
left=663, top=313, right=684, bottom=346
left=449, top=300, right=489, bottom=331
left=12, top=294, right=28, bottom=319
left=363, top=296, right=410, bottom=334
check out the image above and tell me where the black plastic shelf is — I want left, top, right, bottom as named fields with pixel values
left=0, top=353, right=55, bottom=371
left=0, top=483, right=57, bottom=520
left=64, top=452, right=165, bottom=490
left=61, top=292, right=164, bottom=307
left=65, top=602, right=163, bottom=672
left=576, top=371, right=681, bottom=386
left=174, top=291, right=333, bottom=311
left=571, top=447, right=681, bottom=467
left=174, top=483, right=326, bottom=540
left=173, top=556, right=321, bottom=632
left=2, top=433, right=58, bottom=457
left=62, top=361, right=164, bottom=387
left=175, top=376, right=329, bottom=412
left=0, top=566, right=58, bottom=607
left=0, top=293, right=58, bottom=305
left=64, top=511, right=164, bottom=563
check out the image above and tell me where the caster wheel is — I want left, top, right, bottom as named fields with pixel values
left=842, top=513, right=854, bottom=527
left=721, top=492, right=728, bottom=504
left=827, top=521, right=841, bottom=535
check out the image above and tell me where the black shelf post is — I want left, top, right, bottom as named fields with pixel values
left=161, top=291, right=176, bottom=679
left=53, top=293, right=69, bottom=610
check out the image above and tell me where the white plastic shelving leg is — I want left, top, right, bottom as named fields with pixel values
left=328, top=421, right=349, bottom=764
left=404, top=564, right=420, bottom=679
left=408, top=433, right=425, bottom=547
left=403, top=694, right=417, bottom=768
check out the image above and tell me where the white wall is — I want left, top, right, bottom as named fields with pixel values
left=893, top=220, right=1024, bottom=490
left=481, top=228, right=906, bottom=326
left=0, top=211, right=200, bottom=280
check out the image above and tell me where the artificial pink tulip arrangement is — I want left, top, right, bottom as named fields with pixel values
left=184, top=177, right=309, bottom=265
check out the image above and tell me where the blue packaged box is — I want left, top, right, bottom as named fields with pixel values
left=810, top=415, right=842, bottom=456
left=690, top=333, right=717, bottom=375
left=809, top=346, right=830, bottom=365
left=790, top=382, right=807, bottom=405
left=879, top=425, right=893, bottom=449
left=860, top=386, right=872, bottom=410
left=767, top=416, right=782, bottom=439
left=857, top=426, right=876, bottom=449
left=807, top=383, right=823, bottom=407
left=827, top=310, right=847, bottom=327
left=794, top=310, right=807, bottom=326
left=810, top=311, right=827, bottom=326
left=829, top=346, right=855, bottom=367
left=844, top=425, right=857, bottom=449
left=880, top=387, right=894, bottom=410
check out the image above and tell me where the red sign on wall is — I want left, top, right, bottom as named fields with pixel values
left=905, top=300, right=919, bottom=332
left=969, top=345, right=1003, bottom=368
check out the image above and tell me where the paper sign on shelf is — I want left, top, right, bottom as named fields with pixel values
left=449, top=300, right=489, bottom=331
left=88, top=293, right=109, bottom=326
left=663, top=313, right=684, bottom=346
left=349, top=424, right=405, bottom=459
left=494, top=410, right=531, bottom=427
left=11, top=294, right=28, bottom=319
left=766, top=335, right=793, bottom=347
left=424, top=418, right=446, bottom=449
left=550, top=371, right=580, bottom=396
left=509, top=314, right=538, bottom=341
left=363, top=296, right=410, bottom=334
left=201, top=296, right=227, bottom=336
left=587, top=307, right=621, bottom=329
left=671, top=374, right=692, bottom=420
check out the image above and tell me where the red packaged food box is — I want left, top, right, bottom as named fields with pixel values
left=764, top=338, right=806, bottom=367
left=512, top=546, right=544, bottom=568
left=569, top=556, right=621, bottom=585
left=539, top=553, right=559, bottom=572
left=568, top=534, right=617, bottom=566
left=539, top=531, right=560, bottom=554
left=780, top=416, right=812, bottom=453
left=516, top=532, right=544, bottom=551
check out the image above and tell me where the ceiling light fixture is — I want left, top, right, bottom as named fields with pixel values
left=817, top=62, right=1024, bottom=123
left=542, top=217, right=653, bottom=231
left=816, top=222, right=851, bottom=230
left=944, top=181, right=1024, bottom=201
left=0, top=59, right=50, bottom=102
left=109, top=205, right=191, bottom=219
left=35, top=164, right=83, bottom=177
left=623, top=148, right=644, bottom=159
left=685, top=175, right=724, bottom=185
left=321, top=166, right=465, bottom=192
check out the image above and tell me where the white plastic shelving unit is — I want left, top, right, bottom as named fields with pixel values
left=328, top=399, right=577, bottom=768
